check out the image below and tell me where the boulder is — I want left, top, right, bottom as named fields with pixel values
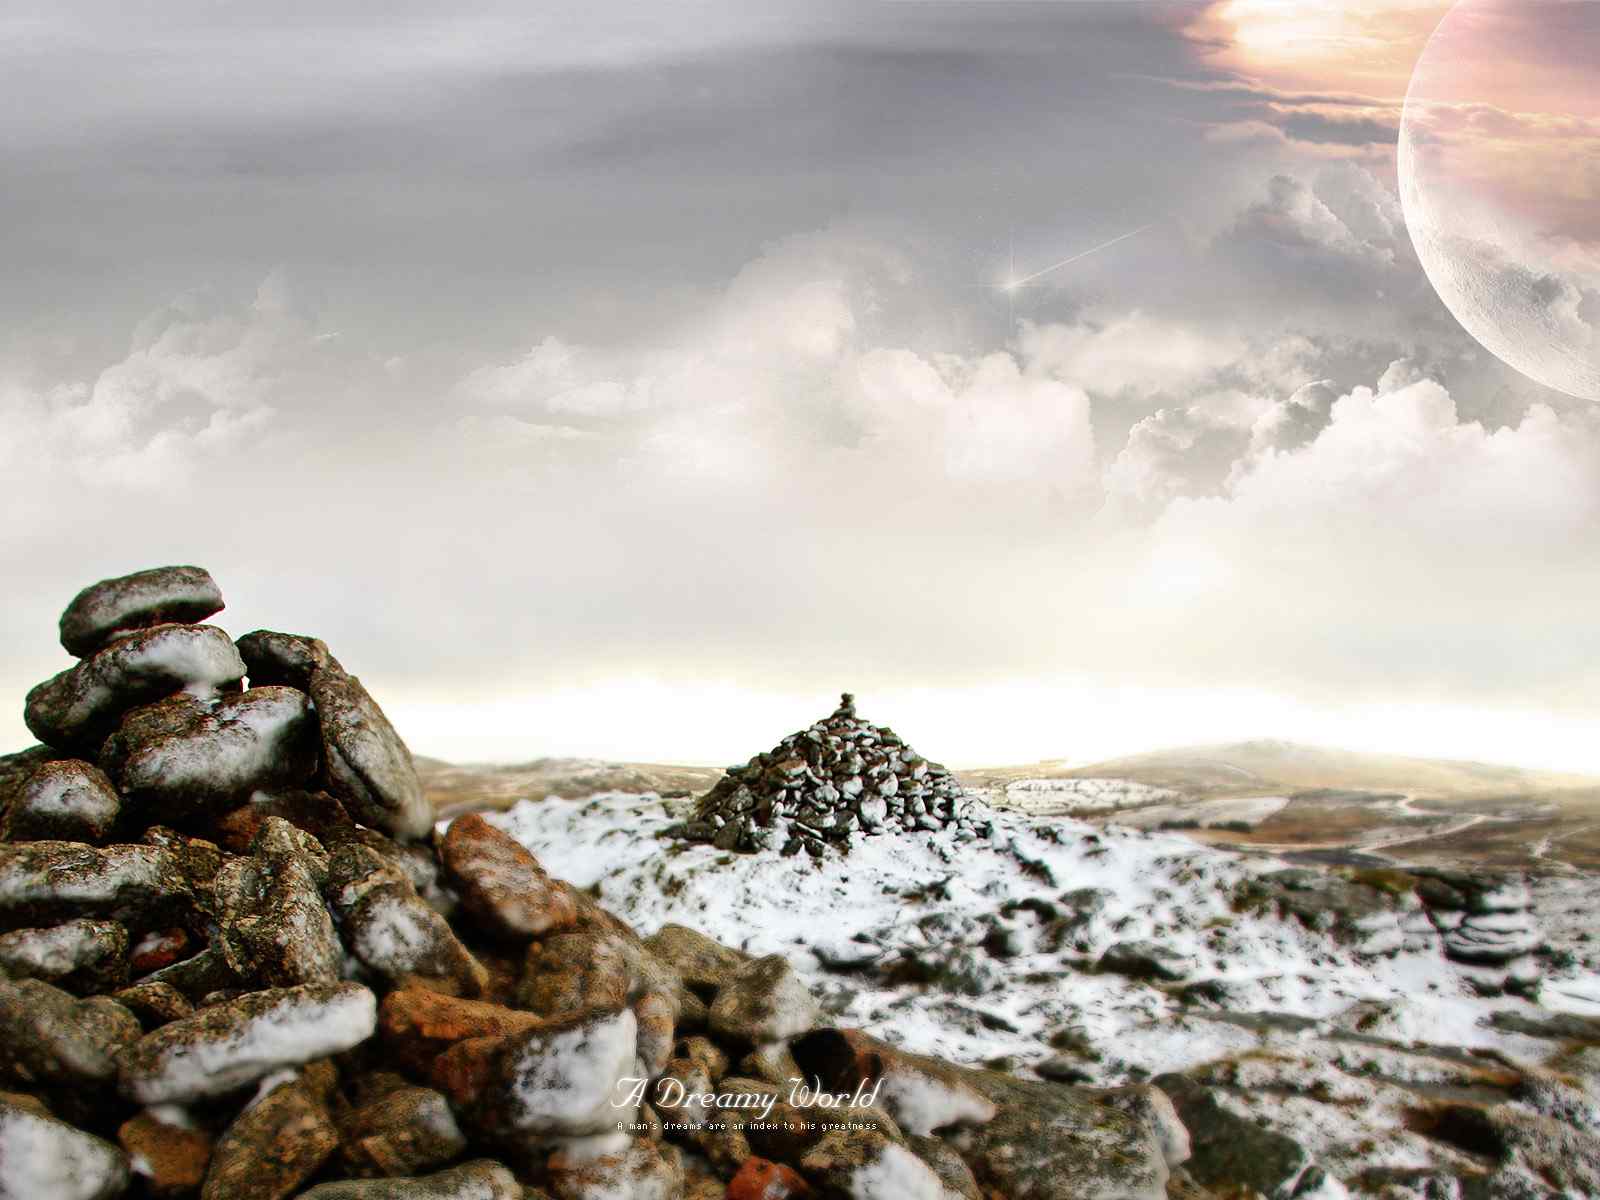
left=481, top=1006, right=639, bottom=1141
left=797, top=1127, right=953, bottom=1198
left=59, top=565, right=225, bottom=658
left=25, top=623, right=245, bottom=753
left=0, top=840, right=194, bottom=933
left=727, top=1156, right=814, bottom=1199
left=309, top=666, right=430, bottom=841
left=295, top=1161, right=523, bottom=1200
left=214, top=827, right=341, bottom=988
left=378, top=989, right=548, bottom=1074
left=0, top=977, right=142, bottom=1086
left=327, top=842, right=488, bottom=998
left=1154, top=1073, right=1319, bottom=1200
left=0, top=759, right=121, bottom=843
left=643, top=923, right=751, bottom=996
left=337, top=1085, right=467, bottom=1178
left=0, top=917, right=128, bottom=994
left=0, top=1090, right=130, bottom=1200
left=547, top=1136, right=684, bottom=1199
left=112, top=980, right=194, bottom=1028
left=99, top=687, right=319, bottom=824
left=118, top=981, right=377, bottom=1105
left=201, top=1066, right=341, bottom=1200
left=1099, top=940, right=1190, bottom=983
left=439, top=813, right=579, bottom=941
left=118, top=1109, right=213, bottom=1197
left=236, top=629, right=340, bottom=690
left=709, top=953, right=820, bottom=1046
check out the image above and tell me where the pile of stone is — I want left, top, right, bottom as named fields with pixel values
left=0, top=567, right=1191, bottom=1200
left=683, top=693, right=990, bottom=857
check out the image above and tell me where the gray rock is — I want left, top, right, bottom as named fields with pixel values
left=310, top=666, right=430, bottom=841
left=0, top=918, right=128, bottom=994
left=0, top=841, right=194, bottom=933
left=295, top=1161, right=522, bottom=1200
left=59, top=565, right=224, bottom=658
left=99, top=687, right=320, bottom=824
left=1154, top=1073, right=1320, bottom=1200
left=0, top=977, right=142, bottom=1086
left=118, top=981, right=377, bottom=1104
left=236, top=629, right=340, bottom=690
left=0, top=759, right=120, bottom=843
left=215, top=833, right=342, bottom=988
left=25, top=623, right=245, bottom=752
left=1099, top=939, right=1190, bottom=983
left=709, top=953, right=820, bottom=1045
left=0, top=1090, right=130, bottom=1200
left=201, top=1066, right=340, bottom=1200
left=327, top=842, right=488, bottom=998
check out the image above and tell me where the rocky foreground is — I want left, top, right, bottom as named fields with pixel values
left=1, top=566, right=1599, bottom=1200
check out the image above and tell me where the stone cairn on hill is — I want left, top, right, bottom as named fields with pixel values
left=0, top=566, right=1190, bottom=1200
left=682, top=693, right=992, bottom=857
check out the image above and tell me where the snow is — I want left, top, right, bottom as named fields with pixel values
left=0, top=919, right=111, bottom=977
left=489, top=792, right=1600, bottom=1079
left=125, top=983, right=378, bottom=1105
left=875, top=1065, right=996, bottom=1136
left=119, top=686, right=311, bottom=800
left=0, top=1101, right=129, bottom=1200
left=848, top=1140, right=949, bottom=1200
left=1000, top=777, right=1179, bottom=815
left=499, top=1007, right=639, bottom=1138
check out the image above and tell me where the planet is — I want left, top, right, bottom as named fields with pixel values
left=1398, top=0, right=1600, bottom=401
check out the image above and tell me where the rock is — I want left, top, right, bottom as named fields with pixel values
left=481, top=1006, right=638, bottom=1140
left=1239, top=869, right=1432, bottom=958
left=797, top=1127, right=952, bottom=1199
left=1489, top=1009, right=1600, bottom=1040
left=0, top=745, right=58, bottom=814
left=907, top=1134, right=981, bottom=1200
left=0, top=760, right=121, bottom=843
left=118, top=981, right=377, bottom=1105
left=59, top=565, right=225, bottom=658
left=25, top=623, right=245, bottom=753
left=0, top=840, right=194, bottom=933
left=214, top=830, right=341, bottom=987
left=438, top=813, right=578, bottom=940
left=213, top=789, right=353, bottom=855
left=378, top=989, right=548, bottom=1075
left=118, top=1109, right=213, bottom=1197
left=309, top=666, right=430, bottom=841
left=0, top=977, right=142, bottom=1086
left=1154, top=1073, right=1318, bottom=1200
left=790, top=1029, right=994, bottom=1137
left=100, top=687, right=319, bottom=823
left=201, top=1067, right=340, bottom=1200
left=687, top=694, right=980, bottom=857
left=1428, top=1101, right=1600, bottom=1198
left=295, top=1161, right=523, bottom=1200
left=112, top=980, right=194, bottom=1028
left=546, top=1136, right=684, bottom=1199
left=337, top=1085, right=467, bottom=1178
left=235, top=630, right=339, bottom=690
left=728, top=1156, right=813, bottom=1199
left=0, top=1090, right=130, bottom=1200
left=328, top=842, right=488, bottom=998
left=1099, top=940, right=1190, bottom=983
left=1094, top=1085, right=1192, bottom=1170
left=642, top=923, right=751, bottom=996
left=0, top=917, right=128, bottom=994
left=1444, top=910, right=1541, bottom=965
left=709, top=954, right=821, bottom=1046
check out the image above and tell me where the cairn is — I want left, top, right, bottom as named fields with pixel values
left=684, top=693, right=991, bottom=857
left=0, top=566, right=1176, bottom=1200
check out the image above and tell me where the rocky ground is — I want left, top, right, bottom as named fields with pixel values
left=3, top=565, right=1600, bottom=1200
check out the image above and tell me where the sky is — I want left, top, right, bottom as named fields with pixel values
left=3, top=0, right=1600, bottom=770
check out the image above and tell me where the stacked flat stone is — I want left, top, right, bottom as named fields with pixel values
left=684, top=693, right=991, bottom=857
left=0, top=567, right=1177, bottom=1200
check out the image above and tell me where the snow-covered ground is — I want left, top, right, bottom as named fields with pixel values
left=1111, top=794, right=1291, bottom=830
left=487, top=791, right=1600, bottom=1079
left=999, top=777, right=1179, bottom=815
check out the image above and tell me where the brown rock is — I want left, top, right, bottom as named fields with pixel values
left=213, top=789, right=353, bottom=855
left=112, top=980, right=195, bottom=1028
left=547, top=1136, right=684, bottom=1200
left=709, top=954, right=819, bottom=1047
left=119, top=1110, right=213, bottom=1197
left=337, top=1085, right=468, bottom=1178
left=378, top=989, right=547, bottom=1075
left=201, top=1070, right=340, bottom=1200
left=728, top=1157, right=813, bottom=1200
left=236, top=629, right=339, bottom=690
left=295, top=1160, right=522, bottom=1200
left=438, top=813, right=578, bottom=940
left=309, top=665, right=430, bottom=841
